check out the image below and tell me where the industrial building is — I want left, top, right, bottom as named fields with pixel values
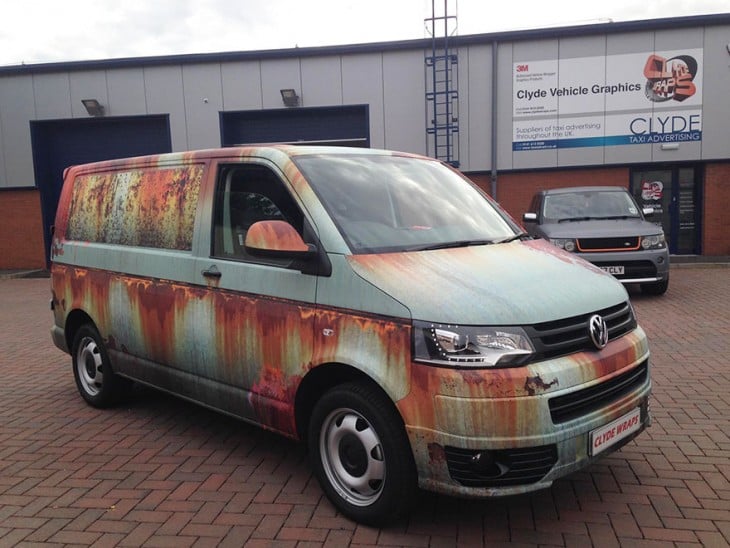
left=1, top=12, right=728, bottom=269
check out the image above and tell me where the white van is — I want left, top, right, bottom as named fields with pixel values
left=51, top=146, right=651, bottom=525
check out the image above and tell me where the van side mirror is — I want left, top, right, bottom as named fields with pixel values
left=522, top=212, right=538, bottom=223
left=245, top=220, right=316, bottom=259
left=642, top=207, right=654, bottom=216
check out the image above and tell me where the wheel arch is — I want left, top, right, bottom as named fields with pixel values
left=64, top=309, right=97, bottom=351
left=294, top=363, right=405, bottom=444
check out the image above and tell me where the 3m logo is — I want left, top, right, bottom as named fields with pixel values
left=516, top=64, right=529, bottom=73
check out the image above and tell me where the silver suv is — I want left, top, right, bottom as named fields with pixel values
left=523, top=186, right=669, bottom=295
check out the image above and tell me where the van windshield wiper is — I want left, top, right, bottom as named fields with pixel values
left=493, top=232, right=530, bottom=244
left=411, top=239, right=494, bottom=251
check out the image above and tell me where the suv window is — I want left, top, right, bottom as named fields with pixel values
left=529, top=194, right=542, bottom=216
left=542, top=190, right=641, bottom=222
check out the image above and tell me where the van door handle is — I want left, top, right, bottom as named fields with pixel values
left=202, top=265, right=222, bottom=279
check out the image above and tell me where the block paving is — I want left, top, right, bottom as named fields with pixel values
left=0, top=266, right=728, bottom=547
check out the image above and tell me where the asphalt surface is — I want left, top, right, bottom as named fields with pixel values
left=0, top=266, right=728, bottom=547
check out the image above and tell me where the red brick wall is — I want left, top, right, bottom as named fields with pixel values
left=0, top=189, right=46, bottom=269
left=468, top=167, right=630, bottom=224
left=703, top=163, right=730, bottom=256
left=1, top=165, right=726, bottom=268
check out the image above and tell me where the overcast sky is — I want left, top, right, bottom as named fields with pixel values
left=2, top=0, right=728, bottom=67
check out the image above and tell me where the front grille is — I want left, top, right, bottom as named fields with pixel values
left=444, top=445, right=558, bottom=487
left=578, top=237, right=640, bottom=252
left=549, top=360, right=649, bottom=423
left=591, top=260, right=657, bottom=280
left=525, top=302, right=636, bottom=361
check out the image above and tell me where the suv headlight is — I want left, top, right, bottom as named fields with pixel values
left=640, top=233, right=666, bottom=250
left=550, top=238, right=576, bottom=252
left=413, top=321, right=535, bottom=368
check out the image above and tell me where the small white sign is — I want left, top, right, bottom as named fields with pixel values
left=590, top=407, right=641, bottom=456
left=600, top=265, right=625, bottom=275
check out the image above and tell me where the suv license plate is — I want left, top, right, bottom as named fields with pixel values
left=601, top=265, right=625, bottom=275
left=589, top=407, right=641, bottom=456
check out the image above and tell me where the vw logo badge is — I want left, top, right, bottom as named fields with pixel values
left=588, top=314, right=609, bottom=350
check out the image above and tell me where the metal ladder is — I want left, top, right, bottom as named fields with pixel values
left=425, top=0, right=459, bottom=167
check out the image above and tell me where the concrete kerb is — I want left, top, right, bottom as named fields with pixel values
left=670, top=255, right=730, bottom=268
left=0, top=269, right=49, bottom=279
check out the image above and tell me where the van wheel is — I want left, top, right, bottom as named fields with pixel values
left=641, top=278, right=668, bottom=295
left=71, top=325, right=130, bottom=408
left=308, top=382, right=416, bottom=526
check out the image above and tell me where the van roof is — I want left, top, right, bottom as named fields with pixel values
left=64, top=145, right=430, bottom=174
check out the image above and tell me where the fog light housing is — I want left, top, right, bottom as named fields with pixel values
left=550, top=238, right=577, bottom=252
left=640, top=233, right=666, bottom=250
left=470, top=451, right=510, bottom=478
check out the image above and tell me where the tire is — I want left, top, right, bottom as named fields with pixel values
left=308, top=382, right=416, bottom=526
left=641, top=278, right=668, bottom=295
left=71, top=324, right=130, bottom=408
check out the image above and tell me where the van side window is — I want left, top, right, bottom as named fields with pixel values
left=212, top=165, right=304, bottom=265
left=66, top=165, right=204, bottom=250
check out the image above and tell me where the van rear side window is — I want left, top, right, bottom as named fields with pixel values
left=66, top=165, right=203, bottom=250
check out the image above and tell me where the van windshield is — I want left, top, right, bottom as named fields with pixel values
left=294, top=154, right=517, bottom=254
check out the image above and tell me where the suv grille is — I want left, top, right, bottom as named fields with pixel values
left=577, top=237, right=640, bottom=252
left=549, top=360, right=649, bottom=423
left=525, top=302, right=636, bottom=361
left=444, top=445, right=558, bottom=487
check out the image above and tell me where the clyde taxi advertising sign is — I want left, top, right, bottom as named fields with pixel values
left=513, top=49, right=703, bottom=151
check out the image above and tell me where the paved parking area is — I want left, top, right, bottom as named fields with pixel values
left=0, top=266, right=728, bottom=547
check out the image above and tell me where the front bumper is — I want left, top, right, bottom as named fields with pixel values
left=577, top=248, right=670, bottom=284
left=397, top=328, right=651, bottom=498
left=51, top=325, right=69, bottom=353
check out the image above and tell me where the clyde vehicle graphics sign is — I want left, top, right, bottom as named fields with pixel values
left=513, top=49, right=703, bottom=151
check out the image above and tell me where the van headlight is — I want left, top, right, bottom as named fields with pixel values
left=640, top=233, right=666, bottom=249
left=550, top=238, right=576, bottom=252
left=413, top=321, right=535, bottom=368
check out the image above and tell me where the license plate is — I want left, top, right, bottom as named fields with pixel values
left=589, top=407, right=641, bottom=456
left=600, top=265, right=625, bottom=275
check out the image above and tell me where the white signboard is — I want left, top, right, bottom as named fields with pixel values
left=512, top=49, right=703, bottom=151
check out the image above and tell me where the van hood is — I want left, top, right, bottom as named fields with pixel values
left=347, top=239, right=627, bottom=325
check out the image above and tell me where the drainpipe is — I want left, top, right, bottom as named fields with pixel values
left=490, top=40, right=498, bottom=199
